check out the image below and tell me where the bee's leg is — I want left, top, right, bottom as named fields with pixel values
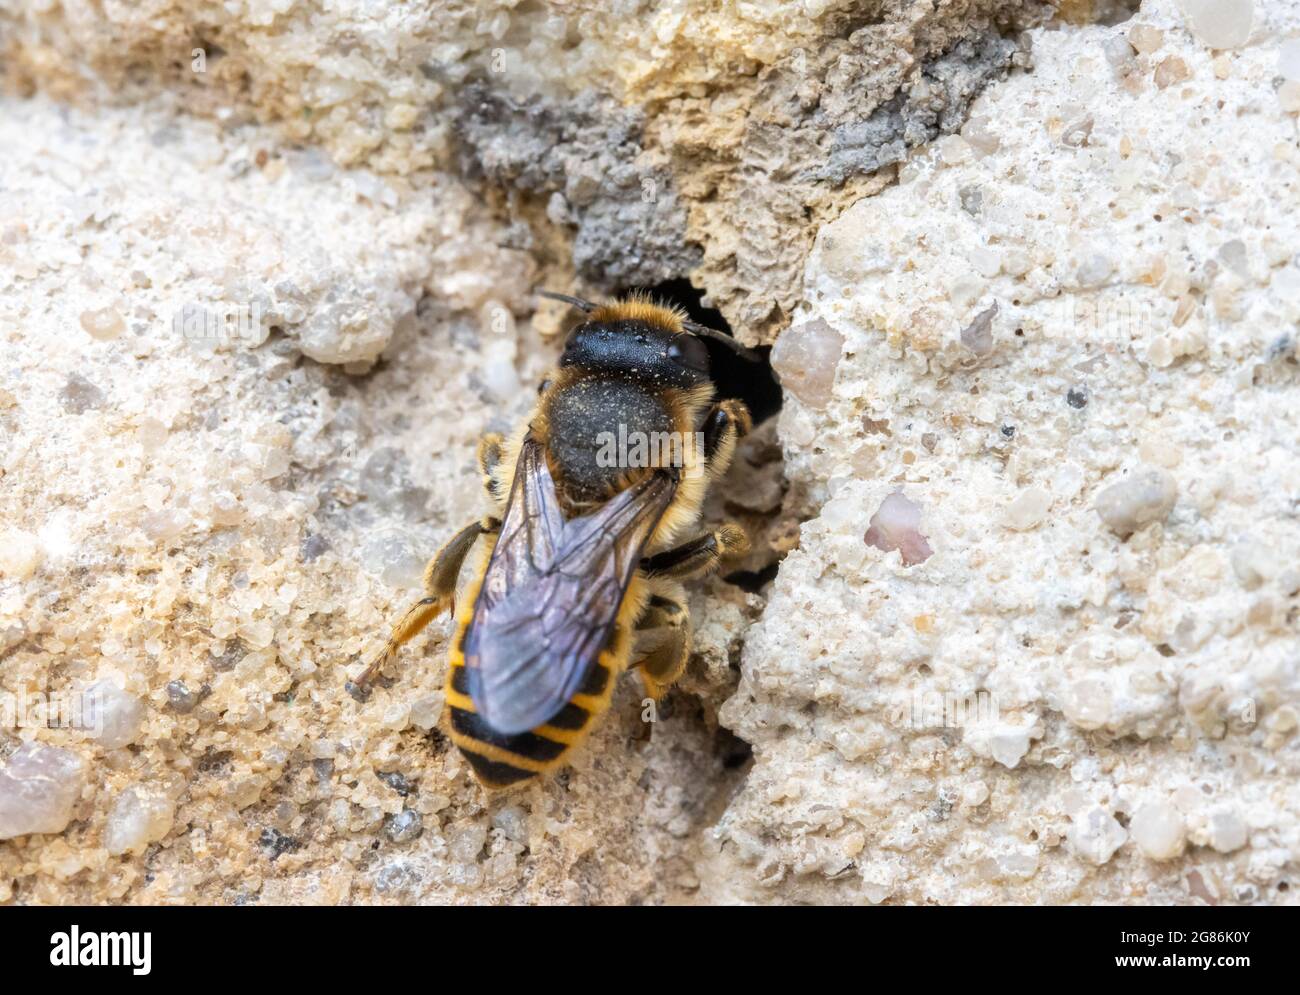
left=700, top=399, right=752, bottom=480
left=477, top=433, right=506, bottom=506
left=640, top=524, right=749, bottom=582
left=632, top=587, right=692, bottom=710
left=347, top=517, right=496, bottom=701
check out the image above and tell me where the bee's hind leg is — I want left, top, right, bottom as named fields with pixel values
left=478, top=433, right=506, bottom=505
left=347, top=517, right=496, bottom=701
left=631, top=525, right=749, bottom=734
left=631, top=587, right=693, bottom=729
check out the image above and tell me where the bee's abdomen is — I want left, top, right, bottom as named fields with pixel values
left=444, top=648, right=616, bottom=788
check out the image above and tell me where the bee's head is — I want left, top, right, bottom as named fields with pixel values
left=559, top=317, right=711, bottom=390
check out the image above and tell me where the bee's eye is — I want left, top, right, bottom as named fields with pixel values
left=667, top=336, right=709, bottom=372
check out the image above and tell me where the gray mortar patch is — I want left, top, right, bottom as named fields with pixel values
left=454, top=83, right=701, bottom=288
left=805, top=31, right=1024, bottom=186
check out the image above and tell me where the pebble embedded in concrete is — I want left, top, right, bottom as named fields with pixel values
left=960, top=302, right=998, bottom=356
left=771, top=318, right=844, bottom=409
left=1175, top=0, right=1254, bottom=51
left=1280, top=39, right=1300, bottom=82
left=1207, top=810, right=1247, bottom=854
left=1069, top=806, right=1128, bottom=865
left=0, top=743, right=85, bottom=840
left=79, top=307, right=126, bottom=341
left=85, top=680, right=147, bottom=750
left=104, top=787, right=175, bottom=856
left=0, top=529, right=42, bottom=580
left=864, top=491, right=934, bottom=566
left=1063, top=677, right=1113, bottom=730
left=165, top=680, right=199, bottom=713
left=1004, top=486, right=1051, bottom=531
left=384, top=809, right=423, bottom=844
left=1094, top=467, right=1178, bottom=537
left=409, top=693, right=444, bottom=732
left=1130, top=802, right=1185, bottom=860
left=987, top=727, right=1033, bottom=769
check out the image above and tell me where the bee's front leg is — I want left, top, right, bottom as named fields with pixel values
left=700, top=398, right=752, bottom=480
left=346, top=516, right=498, bottom=701
left=640, top=524, right=749, bottom=582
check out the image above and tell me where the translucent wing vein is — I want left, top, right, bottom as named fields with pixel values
left=462, top=437, right=674, bottom=735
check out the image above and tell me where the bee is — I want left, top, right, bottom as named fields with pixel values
left=347, top=291, right=756, bottom=788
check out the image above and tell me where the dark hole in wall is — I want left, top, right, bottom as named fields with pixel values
left=619, top=278, right=783, bottom=425
left=723, top=561, right=781, bottom=593
left=715, top=727, right=754, bottom=771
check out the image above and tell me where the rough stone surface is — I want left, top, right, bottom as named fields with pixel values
left=0, top=0, right=1053, bottom=341
left=661, top=0, right=1048, bottom=342
left=707, top=0, right=1300, bottom=904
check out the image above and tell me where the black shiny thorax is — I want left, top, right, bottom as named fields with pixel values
left=543, top=373, right=677, bottom=502
left=543, top=313, right=715, bottom=504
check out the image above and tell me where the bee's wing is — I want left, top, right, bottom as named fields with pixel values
left=463, top=438, right=675, bottom=735
left=475, top=435, right=566, bottom=607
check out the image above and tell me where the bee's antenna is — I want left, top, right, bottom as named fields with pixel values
left=538, top=290, right=597, bottom=313
left=681, top=318, right=764, bottom=362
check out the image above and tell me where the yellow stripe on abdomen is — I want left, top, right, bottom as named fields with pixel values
left=443, top=622, right=628, bottom=788
left=441, top=567, right=647, bottom=788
